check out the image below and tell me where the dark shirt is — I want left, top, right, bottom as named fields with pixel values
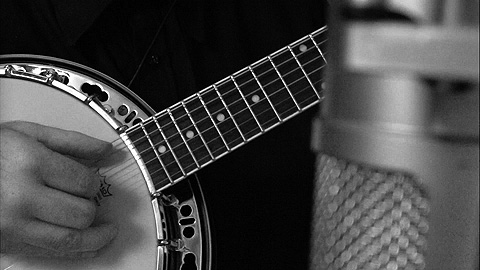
left=1, top=1, right=327, bottom=269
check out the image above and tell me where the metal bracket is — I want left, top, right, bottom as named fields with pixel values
left=158, top=238, right=189, bottom=252
left=153, top=192, right=181, bottom=210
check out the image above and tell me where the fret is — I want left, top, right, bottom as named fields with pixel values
left=141, top=118, right=184, bottom=182
left=248, top=66, right=281, bottom=121
left=198, top=89, right=230, bottom=151
left=251, top=59, right=298, bottom=120
left=181, top=100, right=215, bottom=161
left=270, top=46, right=318, bottom=110
left=212, top=84, right=245, bottom=144
left=190, top=92, right=229, bottom=157
left=230, top=76, right=265, bottom=132
left=215, top=79, right=263, bottom=140
left=150, top=115, right=185, bottom=179
left=291, top=36, right=326, bottom=103
left=139, top=122, right=172, bottom=185
left=268, top=55, right=301, bottom=112
left=287, top=45, right=321, bottom=100
left=235, top=68, right=281, bottom=129
left=172, top=103, right=213, bottom=166
left=155, top=112, right=197, bottom=175
left=127, top=121, right=173, bottom=188
left=309, top=30, right=328, bottom=64
left=167, top=107, right=200, bottom=169
left=202, top=85, right=246, bottom=148
left=294, top=36, right=327, bottom=69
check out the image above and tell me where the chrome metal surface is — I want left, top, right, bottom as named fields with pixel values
left=0, top=55, right=211, bottom=270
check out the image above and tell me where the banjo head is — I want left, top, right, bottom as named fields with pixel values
left=0, top=55, right=211, bottom=270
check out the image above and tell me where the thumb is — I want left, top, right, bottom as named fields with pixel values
left=1, top=121, right=112, bottom=160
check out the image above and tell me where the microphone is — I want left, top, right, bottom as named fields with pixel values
left=310, top=1, right=479, bottom=270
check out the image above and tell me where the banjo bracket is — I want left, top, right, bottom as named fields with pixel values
left=158, top=238, right=189, bottom=253
left=156, top=192, right=181, bottom=209
left=1, top=56, right=212, bottom=270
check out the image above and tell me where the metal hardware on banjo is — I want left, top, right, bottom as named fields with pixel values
left=0, top=26, right=328, bottom=270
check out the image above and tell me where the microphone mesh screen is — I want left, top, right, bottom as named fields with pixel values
left=311, top=154, right=430, bottom=270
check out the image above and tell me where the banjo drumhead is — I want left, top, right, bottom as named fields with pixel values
left=1, top=54, right=213, bottom=270
left=0, top=77, right=160, bottom=270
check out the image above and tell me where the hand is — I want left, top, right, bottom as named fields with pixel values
left=0, top=121, right=118, bottom=258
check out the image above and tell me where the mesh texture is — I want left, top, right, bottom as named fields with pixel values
left=311, top=154, right=430, bottom=270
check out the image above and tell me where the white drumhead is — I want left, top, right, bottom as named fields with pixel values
left=0, top=77, right=160, bottom=270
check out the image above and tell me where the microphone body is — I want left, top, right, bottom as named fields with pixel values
left=311, top=1, right=479, bottom=269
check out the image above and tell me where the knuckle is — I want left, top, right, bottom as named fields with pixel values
left=75, top=172, right=90, bottom=194
left=50, top=230, right=83, bottom=251
left=22, top=153, right=43, bottom=172
left=75, top=168, right=98, bottom=197
left=1, top=131, right=39, bottom=170
left=70, top=201, right=96, bottom=229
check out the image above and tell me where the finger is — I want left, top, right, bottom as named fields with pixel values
left=2, top=241, right=98, bottom=258
left=39, top=147, right=101, bottom=198
left=22, top=220, right=118, bottom=253
left=2, top=121, right=112, bottom=160
left=31, top=186, right=96, bottom=229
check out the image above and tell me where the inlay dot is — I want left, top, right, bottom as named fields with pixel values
left=251, top=94, right=260, bottom=103
left=158, top=145, right=167, bottom=153
left=216, top=113, right=225, bottom=122
left=185, top=130, right=195, bottom=139
left=299, top=44, right=308, bottom=52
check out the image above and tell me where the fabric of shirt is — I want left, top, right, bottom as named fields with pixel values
left=0, top=1, right=328, bottom=269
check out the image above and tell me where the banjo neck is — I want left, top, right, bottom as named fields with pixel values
left=0, top=26, right=328, bottom=270
left=126, top=26, right=328, bottom=191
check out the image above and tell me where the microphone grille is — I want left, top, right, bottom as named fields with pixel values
left=311, top=154, right=430, bottom=270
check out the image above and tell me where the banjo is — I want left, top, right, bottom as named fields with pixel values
left=0, top=26, right=328, bottom=270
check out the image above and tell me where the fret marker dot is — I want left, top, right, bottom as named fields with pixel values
left=158, top=145, right=167, bottom=153
left=216, top=113, right=225, bottom=122
left=251, top=94, right=260, bottom=103
left=185, top=130, right=195, bottom=139
left=299, top=44, right=308, bottom=52
left=321, top=82, right=326, bottom=90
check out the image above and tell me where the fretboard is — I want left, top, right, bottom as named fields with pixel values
left=126, top=26, right=328, bottom=191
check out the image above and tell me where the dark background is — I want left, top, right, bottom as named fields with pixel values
left=1, top=1, right=328, bottom=269
left=183, top=3, right=327, bottom=269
